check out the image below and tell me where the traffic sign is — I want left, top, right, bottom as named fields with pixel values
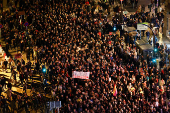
left=49, top=101, right=61, bottom=111
left=0, top=24, right=3, bottom=29
left=24, top=22, right=29, bottom=26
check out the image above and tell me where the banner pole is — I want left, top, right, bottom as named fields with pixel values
left=73, top=78, right=74, bottom=85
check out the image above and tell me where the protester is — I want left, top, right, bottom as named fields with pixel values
left=7, top=81, right=12, bottom=90
left=3, top=59, right=8, bottom=72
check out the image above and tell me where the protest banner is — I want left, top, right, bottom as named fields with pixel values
left=72, top=71, right=90, bottom=79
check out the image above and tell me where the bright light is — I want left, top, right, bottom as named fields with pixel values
left=152, top=59, right=156, bottom=62
left=154, top=49, right=157, bottom=52
left=113, top=26, right=116, bottom=31
left=43, top=68, right=46, bottom=73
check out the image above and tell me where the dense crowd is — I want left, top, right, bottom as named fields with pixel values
left=0, top=0, right=170, bottom=112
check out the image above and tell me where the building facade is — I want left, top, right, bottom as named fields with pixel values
left=163, top=0, right=170, bottom=36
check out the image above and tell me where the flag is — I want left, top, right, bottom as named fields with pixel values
left=3, top=53, right=6, bottom=58
left=98, top=32, right=101, bottom=37
left=113, top=84, right=117, bottom=97
left=85, top=1, right=89, bottom=5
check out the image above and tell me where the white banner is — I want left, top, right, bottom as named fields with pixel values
left=137, top=24, right=147, bottom=30
left=137, top=22, right=148, bottom=30
left=72, top=71, right=90, bottom=79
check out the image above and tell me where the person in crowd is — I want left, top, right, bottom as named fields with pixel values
left=0, top=85, right=2, bottom=96
left=10, top=99, right=15, bottom=113
left=3, top=59, right=8, bottom=72
left=1, top=76, right=6, bottom=90
left=24, top=100, right=29, bottom=113
left=6, top=88, right=12, bottom=101
left=7, top=81, right=12, bottom=90
left=23, top=82, right=27, bottom=93
left=19, top=71, right=24, bottom=85
left=146, top=30, right=150, bottom=41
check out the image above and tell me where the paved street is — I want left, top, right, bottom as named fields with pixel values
left=0, top=50, right=51, bottom=113
left=0, top=36, right=50, bottom=112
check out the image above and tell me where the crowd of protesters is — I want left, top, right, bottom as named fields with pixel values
left=0, top=0, right=170, bottom=112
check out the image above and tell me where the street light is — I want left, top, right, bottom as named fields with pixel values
left=120, top=0, right=123, bottom=23
left=113, top=26, right=117, bottom=32
left=152, top=58, right=156, bottom=63
left=43, top=68, right=46, bottom=73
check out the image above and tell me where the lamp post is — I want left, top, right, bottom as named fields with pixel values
left=120, top=0, right=123, bottom=23
left=0, top=0, right=2, bottom=17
